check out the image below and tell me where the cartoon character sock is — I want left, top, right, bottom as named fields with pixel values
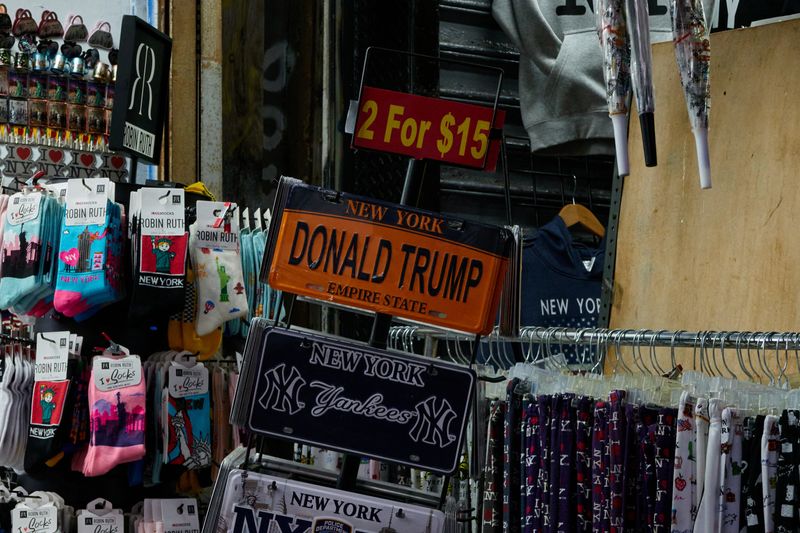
left=168, top=266, right=222, bottom=359
left=81, top=367, right=146, bottom=477
left=129, top=232, right=188, bottom=322
left=189, top=223, right=248, bottom=336
left=24, top=360, right=77, bottom=474
left=0, top=193, right=46, bottom=309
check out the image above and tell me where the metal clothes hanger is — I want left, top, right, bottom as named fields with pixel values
left=717, top=332, right=737, bottom=379
left=649, top=330, right=668, bottom=375
left=708, top=332, right=724, bottom=377
left=759, top=334, right=776, bottom=386
left=734, top=333, right=754, bottom=381
left=590, top=329, right=608, bottom=374
left=612, top=329, right=632, bottom=375
left=631, top=330, right=648, bottom=375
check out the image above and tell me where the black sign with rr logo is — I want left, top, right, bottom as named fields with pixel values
left=109, top=15, right=172, bottom=163
left=248, top=328, right=475, bottom=474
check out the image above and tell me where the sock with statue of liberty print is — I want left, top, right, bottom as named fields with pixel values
left=76, top=365, right=146, bottom=477
left=188, top=221, right=248, bottom=336
left=164, top=363, right=211, bottom=470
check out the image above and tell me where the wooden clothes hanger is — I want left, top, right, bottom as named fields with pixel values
left=558, top=176, right=605, bottom=238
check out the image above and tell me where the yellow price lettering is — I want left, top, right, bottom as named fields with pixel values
left=356, top=99, right=378, bottom=140
left=384, top=105, right=431, bottom=148
left=470, top=119, right=490, bottom=160
left=437, top=114, right=491, bottom=160
left=437, top=113, right=455, bottom=158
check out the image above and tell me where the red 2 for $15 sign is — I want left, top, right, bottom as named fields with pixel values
left=352, top=86, right=505, bottom=171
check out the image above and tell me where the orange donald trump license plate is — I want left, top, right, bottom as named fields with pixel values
left=266, top=184, right=512, bottom=334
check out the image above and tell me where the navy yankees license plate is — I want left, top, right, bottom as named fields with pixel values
left=248, top=328, right=476, bottom=474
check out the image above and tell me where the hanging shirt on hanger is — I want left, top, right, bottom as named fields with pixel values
left=520, top=216, right=605, bottom=365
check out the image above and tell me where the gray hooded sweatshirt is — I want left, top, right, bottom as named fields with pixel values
left=492, top=0, right=679, bottom=155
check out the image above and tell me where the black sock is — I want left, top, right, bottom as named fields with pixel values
left=24, top=359, right=78, bottom=474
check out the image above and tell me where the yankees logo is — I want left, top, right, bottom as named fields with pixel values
left=259, top=364, right=306, bottom=415
left=408, top=396, right=457, bottom=447
left=129, top=42, right=156, bottom=120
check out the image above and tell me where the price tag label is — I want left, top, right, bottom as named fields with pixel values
left=65, top=178, right=111, bottom=226
left=351, top=86, right=505, bottom=170
left=35, top=332, right=70, bottom=381
left=168, top=363, right=209, bottom=398
left=159, top=499, right=199, bottom=533
left=194, top=201, right=240, bottom=251
left=12, top=505, right=59, bottom=533
left=139, top=188, right=185, bottom=236
left=7, top=193, right=42, bottom=225
left=93, top=355, right=143, bottom=391
left=78, top=500, right=124, bottom=533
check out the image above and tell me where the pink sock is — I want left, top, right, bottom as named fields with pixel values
left=53, top=290, right=90, bottom=317
left=83, top=370, right=146, bottom=477
left=28, top=299, right=53, bottom=318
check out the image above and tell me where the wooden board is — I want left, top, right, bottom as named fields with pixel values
left=606, top=19, right=800, bottom=377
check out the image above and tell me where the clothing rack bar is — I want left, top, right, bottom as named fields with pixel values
left=388, top=326, right=800, bottom=350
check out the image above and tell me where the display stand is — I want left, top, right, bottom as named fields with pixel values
left=261, top=46, right=513, bottom=509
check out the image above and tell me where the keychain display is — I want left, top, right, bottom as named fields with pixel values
left=0, top=6, right=121, bottom=173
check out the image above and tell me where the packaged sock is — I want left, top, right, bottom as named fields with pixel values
left=0, top=192, right=47, bottom=309
left=25, top=359, right=77, bottom=474
left=189, top=201, right=248, bottom=336
left=54, top=184, right=124, bottom=317
left=164, top=361, right=211, bottom=469
left=129, top=188, right=188, bottom=322
left=81, top=352, right=146, bottom=477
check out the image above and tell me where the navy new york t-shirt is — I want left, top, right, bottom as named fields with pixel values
left=521, top=216, right=605, bottom=364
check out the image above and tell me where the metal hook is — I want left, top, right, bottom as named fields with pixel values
left=650, top=330, right=668, bottom=375
left=708, top=332, right=724, bottom=377
left=81, top=177, right=92, bottom=191
left=776, top=334, right=789, bottom=388
left=760, top=334, right=775, bottom=386
left=630, top=330, right=647, bottom=375
left=570, top=175, right=578, bottom=205
left=744, top=332, right=762, bottom=383
left=697, top=331, right=709, bottom=375
left=669, top=330, right=684, bottom=372
left=39, top=333, right=56, bottom=343
left=733, top=332, right=753, bottom=381
left=718, top=332, right=736, bottom=379
left=590, top=329, right=608, bottom=374
left=613, top=330, right=632, bottom=375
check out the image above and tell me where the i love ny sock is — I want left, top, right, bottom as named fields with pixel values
left=80, top=367, right=146, bottom=477
left=0, top=193, right=46, bottom=309
left=164, top=386, right=211, bottom=470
